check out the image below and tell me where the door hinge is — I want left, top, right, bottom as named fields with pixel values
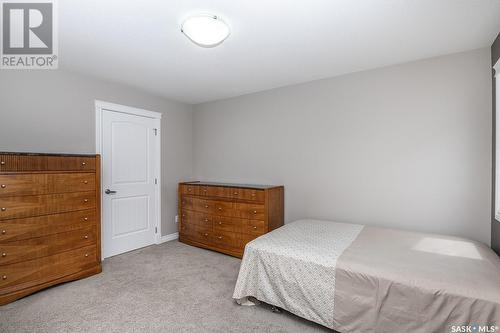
left=155, top=227, right=158, bottom=234
left=153, top=128, right=158, bottom=136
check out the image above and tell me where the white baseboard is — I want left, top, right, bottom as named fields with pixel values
left=157, top=232, right=179, bottom=244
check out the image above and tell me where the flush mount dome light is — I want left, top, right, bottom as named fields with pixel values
left=181, top=15, right=230, bottom=47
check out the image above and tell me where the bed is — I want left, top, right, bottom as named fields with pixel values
left=233, top=219, right=500, bottom=333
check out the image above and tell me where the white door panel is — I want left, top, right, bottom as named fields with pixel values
left=111, top=195, right=149, bottom=236
left=111, top=121, right=149, bottom=184
left=101, top=109, right=159, bottom=258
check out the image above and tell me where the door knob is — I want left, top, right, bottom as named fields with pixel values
left=105, top=189, right=117, bottom=195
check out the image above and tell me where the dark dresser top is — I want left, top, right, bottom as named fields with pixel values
left=181, top=181, right=281, bottom=190
left=0, top=152, right=97, bottom=157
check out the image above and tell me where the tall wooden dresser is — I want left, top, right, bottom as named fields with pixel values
left=178, top=181, right=284, bottom=258
left=0, top=152, right=101, bottom=305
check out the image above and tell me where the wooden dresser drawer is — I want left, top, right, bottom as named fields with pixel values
left=181, top=196, right=213, bottom=212
left=179, top=221, right=194, bottom=238
left=0, top=155, right=95, bottom=172
left=0, top=245, right=97, bottom=292
left=47, top=156, right=96, bottom=171
left=180, top=184, right=199, bottom=196
left=193, top=198, right=214, bottom=214
left=214, top=200, right=233, bottom=216
left=226, top=188, right=264, bottom=202
left=241, top=219, right=266, bottom=235
left=186, top=225, right=212, bottom=245
left=180, top=196, right=194, bottom=210
left=197, top=186, right=209, bottom=196
left=0, top=209, right=96, bottom=243
left=226, top=188, right=242, bottom=199
left=241, top=189, right=265, bottom=202
left=0, top=173, right=95, bottom=197
left=206, top=186, right=229, bottom=197
left=181, top=185, right=229, bottom=197
left=212, top=230, right=240, bottom=250
left=235, top=203, right=265, bottom=220
left=182, top=197, right=233, bottom=216
left=0, top=155, right=48, bottom=172
left=0, top=191, right=96, bottom=220
left=197, top=185, right=224, bottom=197
left=213, top=216, right=239, bottom=233
left=181, top=210, right=213, bottom=228
left=0, top=226, right=96, bottom=266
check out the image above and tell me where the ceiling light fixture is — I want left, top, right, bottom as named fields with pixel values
left=181, top=14, right=230, bottom=48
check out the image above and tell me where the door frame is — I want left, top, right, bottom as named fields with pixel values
left=95, top=100, right=163, bottom=259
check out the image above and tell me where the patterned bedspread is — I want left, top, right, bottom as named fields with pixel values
left=233, top=220, right=500, bottom=332
left=232, top=219, right=363, bottom=328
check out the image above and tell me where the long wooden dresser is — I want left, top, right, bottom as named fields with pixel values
left=178, top=181, right=284, bottom=258
left=0, top=152, right=101, bottom=305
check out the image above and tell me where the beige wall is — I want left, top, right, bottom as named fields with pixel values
left=0, top=70, right=193, bottom=236
left=193, top=48, right=492, bottom=245
left=0, top=48, right=492, bottom=244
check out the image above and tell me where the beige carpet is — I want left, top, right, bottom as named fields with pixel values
left=0, top=241, right=330, bottom=332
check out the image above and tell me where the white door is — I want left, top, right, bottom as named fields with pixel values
left=101, top=108, right=160, bottom=258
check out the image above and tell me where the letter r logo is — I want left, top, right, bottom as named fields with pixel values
left=2, top=2, right=53, bottom=54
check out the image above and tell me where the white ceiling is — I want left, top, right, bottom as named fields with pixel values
left=60, top=0, right=500, bottom=104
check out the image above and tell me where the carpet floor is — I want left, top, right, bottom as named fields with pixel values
left=0, top=241, right=331, bottom=332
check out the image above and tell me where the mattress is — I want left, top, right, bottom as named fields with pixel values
left=233, top=219, right=500, bottom=333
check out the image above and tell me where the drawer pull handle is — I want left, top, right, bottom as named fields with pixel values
left=203, top=189, right=207, bottom=193
left=1, top=208, right=6, bottom=212
left=218, top=222, right=222, bottom=225
left=0, top=184, right=5, bottom=189
left=182, top=214, right=186, bottom=218
left=233, top=192, right=238, bottom=195
left=188, top=188, right=192, bottom=192
left=0, top=161, right=5, bottom=165
left=253, top=226, right=257, bottom=230
left=84, top=235, right=89, bottom=239
left=253, top=210, right=257, bottom=214
left=1, top=253, right=6, bottom=257
left=204, top=218, right=208, bottom=222
left=83, top=217, right=88, bottom=221
left=217, top=236, right=222, bottom=240
left=204, top=233, right=208, bottom=237
left=2, top=275, right=6, bottom=280
left=252, top=193, right=256, bottom=197
left=81, top=162, right=87, bottom=166
left=1, top=230, right=5, bottom=235
left=218, top=207, right=222, bottom=211
left=83, top=180, right=88, bottom=184
left=85, top=253, right=89, bottom=257
left=205, top=205, right=209, bottom=208
left=84, top=199, right=89, bottom=203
